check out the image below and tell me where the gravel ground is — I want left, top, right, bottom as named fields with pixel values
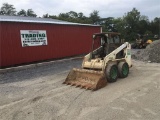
left=132, top=40, right=160, bottom=63
left=0, top=56, right=160, bottom=120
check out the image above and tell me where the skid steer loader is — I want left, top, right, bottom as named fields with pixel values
left=63, top=32, right=132, bottom=91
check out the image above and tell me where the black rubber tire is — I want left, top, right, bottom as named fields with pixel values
left=105, top=63, right=118, bottom=83
left=118, top=62, right=129, bottom=78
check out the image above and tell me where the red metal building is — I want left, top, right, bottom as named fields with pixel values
left=0, top=15, right=101, bottom=68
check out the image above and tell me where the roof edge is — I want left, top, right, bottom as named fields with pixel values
left=0, top=19, right=101, bottom=27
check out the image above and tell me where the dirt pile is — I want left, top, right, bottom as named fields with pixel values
left=133, top=40, right=160, bottom=63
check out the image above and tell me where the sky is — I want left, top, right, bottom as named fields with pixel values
left=0, top=0, right=160, bottom=20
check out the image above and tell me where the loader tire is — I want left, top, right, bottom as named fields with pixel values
left=118, top=62, right=129, bottom=78
left=105, top=64, right=118, bottom=83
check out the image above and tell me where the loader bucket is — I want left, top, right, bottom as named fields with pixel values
left=63, top=68, right=107, bottom=91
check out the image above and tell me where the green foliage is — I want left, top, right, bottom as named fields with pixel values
left=150, top=17, right=160, bottom=36
left=42, top=13, right=49, bottom=18
left=122, top=8, right=141, bottom=41
left=17, top=9, right=37, bottom=17
left=0, top=3, right=37, bottom=17
left=42, top=11, right=94, bottom=24
left=100, top=8, right=159, bottom=41
left=138, top=15, right=150, bottom=34
left=26, top=9, right=37, bottom=17
left=121, top=9, right=159, bottom=41
left=17, top=9, right=27, bottom=16
left=89, top=10, right=100, bottom=24
left=0, top=3, right=16, bottom=15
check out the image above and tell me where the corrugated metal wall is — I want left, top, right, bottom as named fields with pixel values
left=0, top=22, right=101, bottom=68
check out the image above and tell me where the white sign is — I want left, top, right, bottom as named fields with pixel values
left=20, top=30, right=47, bottom=47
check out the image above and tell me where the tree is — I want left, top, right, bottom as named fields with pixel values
left=48, top=15, right=57, bottom=19
left=59, top=13, right=70, bottom=20
left=78, top=12, right=84, bottom=18
left=150, top=17, right=160, bottom=36
left=43, top=13, right=49, bottom=18
left=26, top=9, right=37, bottom=17
left=113, top=18, right=127, bottom=38
left=43, top=10, right=99, bottom=24
left=68, top=11, right=78, bottom=18
left=17, top=9, right=37, bottom=17
left=89, top=10, right=100, bottom=24
left=99, top=17, right=117, bottom=32
left=17, top=9, right=27, bottom=16
left=138, top=17, right=149, bottom=35
left=122, top=8, right=141, bottom=41
left=0, top=3, right=16, bottom=15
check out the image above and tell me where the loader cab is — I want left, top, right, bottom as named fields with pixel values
left=92, top=32, right=122, bottom=59
left=93, top=32, right=122, bottom=45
